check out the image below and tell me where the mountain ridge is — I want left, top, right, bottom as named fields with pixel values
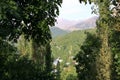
left=50, top=27, right=69, bottom=38
left=54, top=16, right=98, bottom=31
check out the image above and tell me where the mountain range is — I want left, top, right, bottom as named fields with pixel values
left=70, top=16, right=98, bottom=31
left=50, top=16, right=98, bottom=37
left=50, top=16, right=98, bottom=38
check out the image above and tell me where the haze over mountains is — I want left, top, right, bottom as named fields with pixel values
left=71, top=16, right=98, bottom=30
left=50, top=16, right=98, bottom=37
left=54, top=16, right=98, bottom=30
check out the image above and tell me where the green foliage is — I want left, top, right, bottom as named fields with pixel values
left=51, top=29, right=96, bottom=65
left=0, top=0, right=62, bottom=44
left=74, top=32, right=101, bottom=80
left=61, top=66, right=77, bottom=80
left=0, top=40, right=16, bottom=54
left=94, top=0, right=113, bottom=80
left=0, top=52, right=55, bottom=80
left=66, top=74, right=77, bottom=80
left=17, top=35, right=33, bottom=58
left=109, top=30, right=120, bottom=80
left=74, top=30, right=120, bottom=80
left=0, top=0, right=62, bottom=80
left=51, top=29, right=96, bottom=80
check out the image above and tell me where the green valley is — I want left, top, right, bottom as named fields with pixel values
left=51, top=29, right=96, bottom=63
left=51, top=28, right=96, bottom=80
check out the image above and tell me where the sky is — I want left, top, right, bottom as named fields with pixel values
left=58, top=0, right=96, bottom=20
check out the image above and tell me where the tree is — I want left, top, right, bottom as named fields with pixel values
left=0, top=52, right=57, bottom=80
left=95, top=0, right=112, bottom=80
left=0, top=0, right=62, bottom=79
left=95, top=0, right=120, bottom=80
left=75, top=0, right=120, bottom=80
left=109, top=30, right=120, bottom=80
left=74, top=32, right=101, bottom=80
left=0, top=0, right=62, bottom=73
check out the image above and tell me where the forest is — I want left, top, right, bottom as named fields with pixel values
left=0, top=0, right=120, bottom=80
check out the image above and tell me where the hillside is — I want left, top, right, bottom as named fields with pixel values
left=51, top=29, right=96, bottom=66
left=51, top=28, right=96, bottom=80
left=50, top=27, right=69, bottom=38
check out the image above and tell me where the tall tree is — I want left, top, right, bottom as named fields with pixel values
left=109, top=30, right=120, bottom=80
left=0, top=0, right=62, bottom=73
left=110, top=1, right=120, bottom=79
left=96, top=0, right=112, bottom=80
left=77, top=0, right=120, bottom=80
